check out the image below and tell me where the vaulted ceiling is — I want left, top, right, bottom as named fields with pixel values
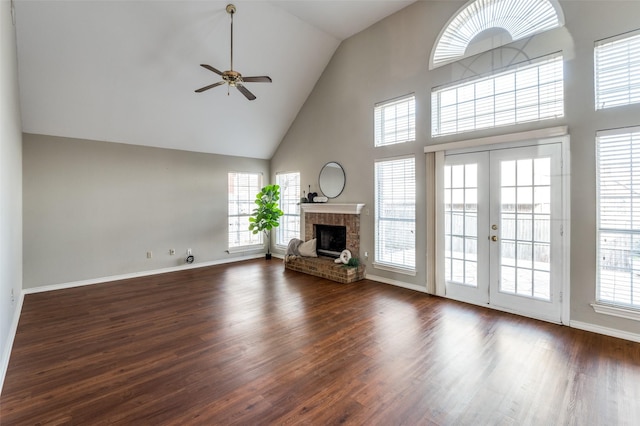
left=14, top=0, right=415, bottom=159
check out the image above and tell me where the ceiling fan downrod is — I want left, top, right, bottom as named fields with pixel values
left=227, top=4, right=235, bottom=72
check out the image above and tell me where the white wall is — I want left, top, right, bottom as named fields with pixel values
left=270, top=1, right=640, bottom=336
left=0, top=0, right=24, bottom=392
left=23, top=134, right=269, bottom=289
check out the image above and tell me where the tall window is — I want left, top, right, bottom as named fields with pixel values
left=595, top=30, right=640, bottom=110
left=432, top=54, right=564, bottom=137
left=596, top=128, right=640, bottom=310
left=228, top=172, right=262, bottom=249
left=276, top=172, right=300, bottom=246
left=374, top=94, right=416, bottom=147
left=375, top=157, right=416, bottom=271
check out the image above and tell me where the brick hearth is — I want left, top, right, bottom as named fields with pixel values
left=284, top=203, right=365, bottom=283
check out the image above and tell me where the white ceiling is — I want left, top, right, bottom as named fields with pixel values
left=14, top=0, right=415, bottom=159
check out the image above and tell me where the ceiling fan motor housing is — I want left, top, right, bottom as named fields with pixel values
left=223, top=70, right=241, bottom=86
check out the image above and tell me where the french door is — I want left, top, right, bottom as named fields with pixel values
left=443, top=143, right=563, bottom=322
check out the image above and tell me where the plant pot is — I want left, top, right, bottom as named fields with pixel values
left=265, top=253, right=272, bottom=260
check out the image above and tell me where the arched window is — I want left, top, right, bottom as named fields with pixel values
left=431, top=0, right=564, bottom=69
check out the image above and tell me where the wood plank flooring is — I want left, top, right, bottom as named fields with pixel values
left=2, top=259, right=640, bottom=425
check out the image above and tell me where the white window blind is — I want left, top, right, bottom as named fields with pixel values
left=228, top=172, right=262, bottom=249
left=374, top=94, right=416, bottom=147
left=595, top=30, right=640, bottom=110
left=432, top=54, right=564, bottom=137
left=276, top=172, right=300, bottom=246
left=432, top=0, right=563, bottom=67
left=596, top=128, right=640, bottom=309
left=375, top=157, right=416, bottom=271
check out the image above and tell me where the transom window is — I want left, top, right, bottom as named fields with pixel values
left=595, top=30, right=640, bottom=110
left=276, top=172, right=301, bottom=246
left=228, top=172, right=262, bottom=249
left=374, top=94, right=415, bottom=147
left=596, top=128, right=640, bottom=310
left=431, top=54, right=564, bottom=137
left=431, top=0, right=564, bottom=68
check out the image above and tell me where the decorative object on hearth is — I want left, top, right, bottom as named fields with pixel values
left=334, top=249, right=352, bottom=264
left=298, top=239, right=318, bottom=257
left=248, top=184, right=283, bottom=259
left=345, top=257, right=360, bottom=268
left=195, top=4, right=272, bottom=101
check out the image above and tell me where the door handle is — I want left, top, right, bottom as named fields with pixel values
left=491, top=235, right=498, bottom=242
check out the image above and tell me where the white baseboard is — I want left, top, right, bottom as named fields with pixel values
left=1, top=290, right=25, bottom=396
left=570, top=320, right=640, bottom=343
left=365, top=273, right=428, bottom=293
left=24, top=254, right=264, bottom=295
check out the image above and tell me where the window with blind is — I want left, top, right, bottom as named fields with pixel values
left=595, top=30, right=640, bottom=110
left=228, top=172, right=262, bottom=249
left=431, top=0, right=563, bottom=68
left=596, top=128, right=640, bottom=310
left=276, top=172, right=300, bottom=246
left=374, top=157, right=416, bottom=272
left=431, top=54, right=564, bottom=137
left=374, top=94, right=415, bottom=147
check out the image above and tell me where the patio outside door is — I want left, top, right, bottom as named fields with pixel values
left=443, top=143, right=563, bottom=323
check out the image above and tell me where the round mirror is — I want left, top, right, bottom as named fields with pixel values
left=319, top=162, right=346, bottom=199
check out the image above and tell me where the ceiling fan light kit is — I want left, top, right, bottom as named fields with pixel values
left=195, top=4, right=272, bottom=101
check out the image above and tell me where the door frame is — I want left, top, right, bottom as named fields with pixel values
left=426, top=126, right=571, bottom=325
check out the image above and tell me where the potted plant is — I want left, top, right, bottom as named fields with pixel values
left=249, top=184, right=284, bottom=260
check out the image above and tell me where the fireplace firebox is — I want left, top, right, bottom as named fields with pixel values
left=315, top=224, right=347, bottom=258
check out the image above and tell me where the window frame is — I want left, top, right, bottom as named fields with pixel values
left=431, top=0, right=564, bottom=69
left=374, top=94, right=416, bottom=147
left=275, top=171, right=301, bottom=247
left=595, top=127, right=640, bottom=318
left=228, top=171, right=263, bottom=251
left=594, top=29, right=640, bottom=111
left=374, top=156, right=417, bottom=274
left=431, top=53, right=564, bottom=137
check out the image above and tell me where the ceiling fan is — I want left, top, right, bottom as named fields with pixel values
left=195, top=4, right=272, bottom=101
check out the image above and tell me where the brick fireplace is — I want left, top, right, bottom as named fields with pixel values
left=285, top=203, right=365, bottom=283
left=303, top=207, right=362, bottom=257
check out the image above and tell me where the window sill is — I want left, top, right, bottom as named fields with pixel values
left=591, top=302, right=640, bottom=322
left=227, top=245, right=263, bottom=255
left=372, top=262, right=416, bottom=276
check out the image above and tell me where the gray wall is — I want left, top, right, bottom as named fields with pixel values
left=1, top=0, right=23, bottom=388
left=23, top=134, right=269, bottom=288
left=270, top=1, right=640, bottom=335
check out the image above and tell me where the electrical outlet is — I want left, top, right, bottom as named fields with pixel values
left=11, top=288, right=15, bottom=304
left=187, top=248, right=192, bottom=255
left=169, top=249, right=175, bottom=255
left=147, top=251, right=152, bottom=259
left=364, top=251, right=369, bottom=259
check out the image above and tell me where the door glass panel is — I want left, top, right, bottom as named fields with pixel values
left=499, top=157, right=552, bottom=300
left=445, top=164, right=479, bottom=287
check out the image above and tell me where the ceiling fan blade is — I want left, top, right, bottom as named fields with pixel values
left=195, top=81, right=225, bottom=93
left=242, top=76, right=272, bottom=83
left=200, top=64, right=224, bottom=76
left=236, top=84, right=256, bottom=101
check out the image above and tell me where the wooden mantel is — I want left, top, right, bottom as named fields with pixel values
left=300, top=203, right=365, bottom=214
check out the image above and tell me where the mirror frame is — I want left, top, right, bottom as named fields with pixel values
left=318, top=161, right=346, bottom=199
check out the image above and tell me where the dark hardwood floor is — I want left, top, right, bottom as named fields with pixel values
left=2, top=259, right=640, bottom=425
